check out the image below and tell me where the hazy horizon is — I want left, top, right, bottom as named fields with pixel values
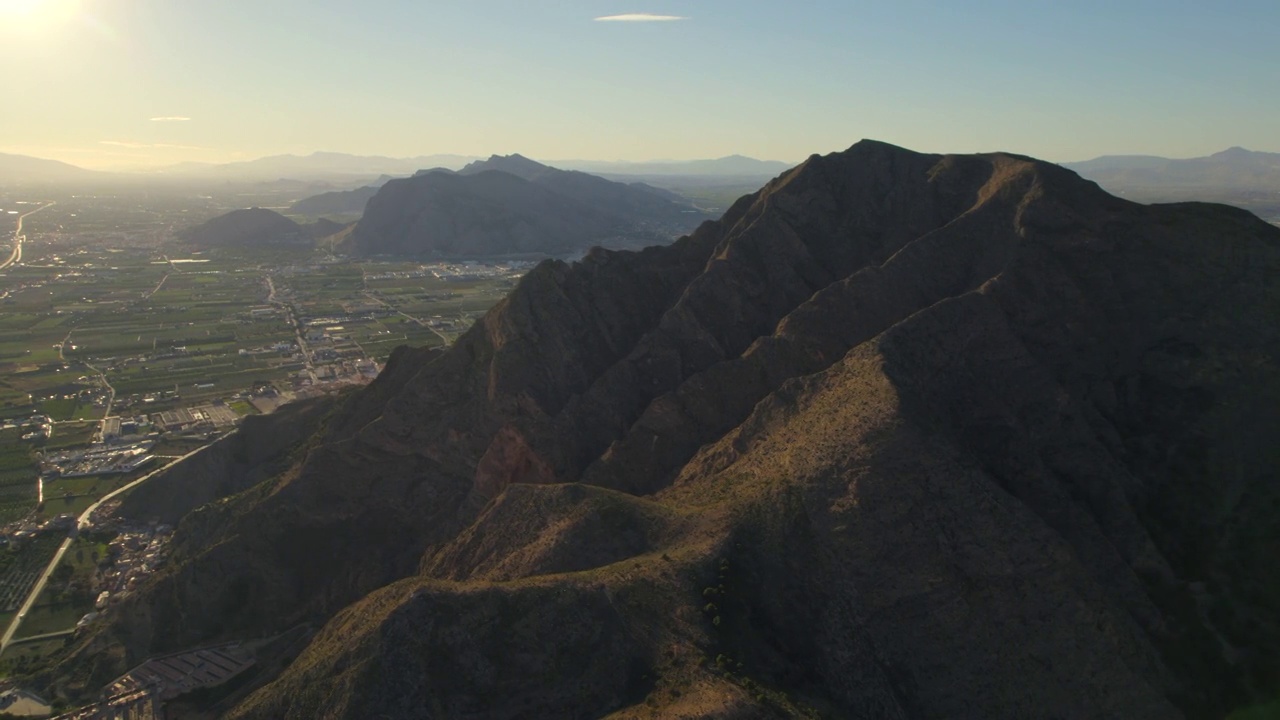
left=2, top=1, right=1278, bottom=170
left=0, top=148, right=799, bottom=174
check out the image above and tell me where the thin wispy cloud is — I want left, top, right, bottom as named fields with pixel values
left=594, top=13, right=687, bottom=22
left=149, top=116, right=191, bottom=122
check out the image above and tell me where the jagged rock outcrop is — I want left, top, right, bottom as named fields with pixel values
left=348, top=155, right=711, bottom=257
left=60, top=141, right=1280, bottom=719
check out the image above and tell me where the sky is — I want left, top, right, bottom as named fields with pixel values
left=1, top=0, right=1278, bottom=170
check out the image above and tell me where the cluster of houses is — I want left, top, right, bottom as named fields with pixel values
left=7, top=414, right=53, bottom=442
left=83, top=522, right=173, bottom=619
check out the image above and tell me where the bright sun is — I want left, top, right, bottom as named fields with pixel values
left=0, top=0, right=80, bottom=30
left=0, top=0, right=48, bottom=17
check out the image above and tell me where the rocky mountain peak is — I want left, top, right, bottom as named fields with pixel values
left=64, top=141, right=1280, bottom=720
left=459, top=153, right=554, bottom=180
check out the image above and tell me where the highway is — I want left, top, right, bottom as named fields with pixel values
left=0, top=202, right=55, bottom=272
left=0, top=442, right=216, bottom=653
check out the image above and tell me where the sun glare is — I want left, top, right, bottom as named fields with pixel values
left=0, top=0, right=81, bottom=33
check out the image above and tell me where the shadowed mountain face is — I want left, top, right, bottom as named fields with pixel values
left=62, top=141, right=1280, bottom=719
left=348, top=155, right=712, bottom=257
left=289, top=185, right=380, bottom=216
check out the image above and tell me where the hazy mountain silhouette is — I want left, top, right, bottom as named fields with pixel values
left=179, top=207, right=346, bottom=247
left=562, top=154, right=794, bottom=177
left=1066, top=147, right=1280, bottom=220
left=159, top=151, right=478, bottom=182
left=0, top=152, right=101, bottom=185
left=349, top=155, right=711, bottom=257
left=1067, top=146, right=1280, bottom=190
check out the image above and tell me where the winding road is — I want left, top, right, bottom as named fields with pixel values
left=0, top=442, right=216, bottom=653
left=0, top=202, right=55, bottom=272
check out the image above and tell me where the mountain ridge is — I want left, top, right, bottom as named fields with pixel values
left=560, top=154, right=794, bottom=177
left=1065, top=146, right=1280, bottom=213
left=347, top=156, right=711, bottom=257
left=53, top=140, right=1280, bottom=719
left=0, top=152, right=103, bottom=185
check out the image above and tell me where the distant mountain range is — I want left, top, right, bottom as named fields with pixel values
left=347, top=154, right=713, bottom=257
left=8, top=147, right=1279, bottom=222
left=157, top=152, right=477, bottom=182
left=560, top=154, right=794, bottom=177
left=0, top=152, right=102, bottom=185
left=1066, top=146, right=1280, bottom=189
left=0, top=150, right=796, bottom=188
left=1065, top=147, right=1280, bottom=219
left=179, top=207, right=348, bottom=247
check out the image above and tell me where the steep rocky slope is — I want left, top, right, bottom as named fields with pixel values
left=349, top=155, right=710, bottom=257
left=115, top=397, right=335, bottom=525
left=60, top=141, right=1280, bottom=719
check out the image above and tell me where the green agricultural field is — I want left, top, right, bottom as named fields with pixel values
left=37, top=493, right=98, bottom=520
left=9, top=534, right=108, bottom=642
left=44, top=476, right=103, bottom=497
left=36, top=399, right=77, bottom=422
left=12, top=602, right=85, bottom=640
left=0, top=429, right=38, bottom=524
left=3, top=231, right=523, bottom=476
left=228, top=400, right=257, bottom=416
left=1, top=635, right=70, bottom=666
left=0, top=429, right=36, bottom=476
left=43, top=422, right=98, bottom=451
left=71, top=404, right=104, bottom=421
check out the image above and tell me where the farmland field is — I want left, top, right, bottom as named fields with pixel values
left=1, top=192, right=530, bottom=536
left=0, top=189, right=540, bottom=652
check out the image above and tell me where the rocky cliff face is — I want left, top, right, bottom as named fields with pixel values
left=63, top=141, right=1280, bottom=719
left=349, top=156, right=711, bottom=258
